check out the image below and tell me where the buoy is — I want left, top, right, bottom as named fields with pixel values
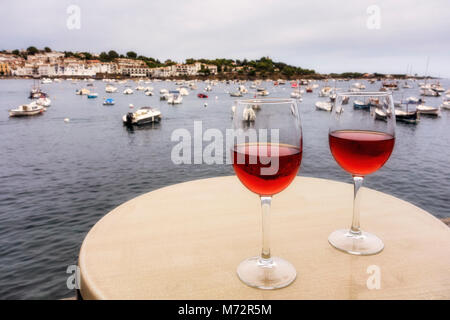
left=204, top=103, right=208, bottom=107
left=129, top=104, right=134, bottom=108
left=215, top=96, right=218, bottom=99
left=64, top=118, right=70, bottom=123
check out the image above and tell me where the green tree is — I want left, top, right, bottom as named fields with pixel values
left=12, top=49, right=20, bottom=55
left=108, top=50, right=119, bottom=60
left=44, top=47, right=51, bottom=52
left=126, top=51, right=137, bottom=59
left=27, top=46, right=39, bottom=55
left=99, top=52, right=110, bottom=62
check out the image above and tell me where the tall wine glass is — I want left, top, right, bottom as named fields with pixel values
left=328, top=91, right=396, bottom=255
left=231, top=98, right=302, bottom=289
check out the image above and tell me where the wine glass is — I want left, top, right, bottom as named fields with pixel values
left=231, top=98, right=302, bottom=289
left=328, top=91, right=396, bottom=255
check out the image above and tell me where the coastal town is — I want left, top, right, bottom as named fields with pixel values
left=0, top=47, right=222, bottom=78
left=0, top=47, right=324, bottom=80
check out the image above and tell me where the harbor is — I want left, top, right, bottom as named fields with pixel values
left=0, top=76, right=449, bottom=299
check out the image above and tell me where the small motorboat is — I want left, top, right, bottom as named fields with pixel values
left=197, top=93, right=208, bottom=98
left=374, top=108, right=387, bottom=121
left=440, top=100, right=450, bottom=110
left=76, top=88, right=90, bottom=95
left=353, top=100, right=370, bottom=110
left=9, top=102, right=45, bottom=117
left=395, top=109, right=419, bottom=124
left=291, top=91, right=302, bottom=99
left=160, top=89, right=169, bottom=94
left=420, top=89, right=440, bottom=97
left=402, top=96, right=423, bottom=105
left=87, top=93, right=98, bottom=99
left=306, top=86, right=313, bottom=93
left=257, top=90, right=269, bottom=96
left=103, top=98, right=115, bottom=105
left=168, top=95, right=183, bottom=104
left=352, top=82, right=366, bottom=90
left=204, top=85, right=212, bottom=92
left=135, top=86, right=145, bottom=91
left=416, top=105, right=440, bottom=117
left=41, top=78, right=52, bottom=84
left=230, top=91, right=243, bottom=97
left=319, top=87, right=332, bottom=97
left=238, top=85, right=248, bottom=94
left=145, top=91, right=153, bottom=96
left=315, top=101, right=333, bottom=112
left=36, top=97, right=51, bottom=107
left=178, top=88, right=190, bottom=96
left=105, top=85, right=118, bottom=93
left=29, top=88, right=47, bottom=99
left=123, top=107, right=162, bottom=126
left=123, top=88, right=134, bottom=95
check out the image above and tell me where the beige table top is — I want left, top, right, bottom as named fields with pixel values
left=79, top=176, right=450, bottom=300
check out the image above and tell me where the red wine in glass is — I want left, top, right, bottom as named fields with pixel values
left=329, top=130, right=395, bottom=176
left=232, top=143, right=302, bottom=196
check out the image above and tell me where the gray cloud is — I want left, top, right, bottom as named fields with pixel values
left=1, top=0, right=449, bottom=76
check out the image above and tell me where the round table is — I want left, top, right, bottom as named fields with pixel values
left=78, top=176, right=450, bottom=299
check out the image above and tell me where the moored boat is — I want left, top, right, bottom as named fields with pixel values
left=103, top=98, right=115, bottom=105
left=122, top=107, right=162, bottom=126
left=315, top=101, right=333, bottom=112
left=9, top=102, right=45, bottom=117
left=353, top=100, right=370, bottom=110
left=416, top=105, right=440, bottom=117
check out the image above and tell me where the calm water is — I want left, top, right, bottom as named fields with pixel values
left=0, top=78, right=449, bottom=299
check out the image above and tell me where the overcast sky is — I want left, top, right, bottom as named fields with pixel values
left=1, top=0, right=449, bottom=77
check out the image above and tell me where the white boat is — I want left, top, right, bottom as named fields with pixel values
left=243, top=107, right=256, bottom=122
left=144, top=91, right=153, bottom=96
left=36, top=97, right=51, bottom=107
left=41, top=78, right=52, bottom=84
left=416, top=105, right=440, bottom=116
left=257, top=90, right=269, bottom=96
left=230, top=91, right=243, bottom=97
left=144, top=86, right=154, bottom=92
left=105, top=85, right=118, bottom=93
left=123, top=107, right=162, bottom=125
left=160, top=89, right=169, bottom=94
left=315, top=101, right=333, bottom=112
left=290, top=91, right=302, bottom=99
left=204, top=85, right=212, bottom=92
left=402, top=81, right=412, bottom=89
left=76, top=88, right=90, bottom=95
left=440, top=101, right=450, bottom=110
left=168, top=95, right=183, bottom=104
left=352, top=82, right=366, bottom=90
left=319, top=87, right=332, bottom=97
left=238, top=85, right=248, bottom=94
left=135, top=86, right=145, bottom=91
left=123, top=88, right=134, bottom=95
left=178, top=88, right=190, bottom=96
left=420, top=89, right=439, bottom=97
left=9, top=102, right=45, bottom=117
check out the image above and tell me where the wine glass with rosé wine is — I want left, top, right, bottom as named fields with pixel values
left=328, top=91, right=396, bottom=255
left=231, top=98, right=302, bottom=289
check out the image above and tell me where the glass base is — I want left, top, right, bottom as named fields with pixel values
left=237, top=256, right=296, bottom=290
left=328, top=229, right=384, bottom=256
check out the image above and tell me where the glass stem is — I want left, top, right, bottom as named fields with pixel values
left=260, top=196, right=272, bottom=261
left=350, top=176, right=364, bottom=235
